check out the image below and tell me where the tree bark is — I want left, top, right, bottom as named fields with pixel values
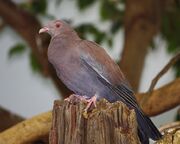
left=0, top=111, right=51, bottom=144
left=50, top=98, right=140, bottom=144
left=120, top=0, right=163, bottom=91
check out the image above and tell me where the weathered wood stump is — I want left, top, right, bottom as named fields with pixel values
left=50, top=96, right=141, bottom=144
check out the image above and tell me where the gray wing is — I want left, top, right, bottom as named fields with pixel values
left=80, top=47, right=138, bottom=108
left=79, top=40, right=131, bottom=86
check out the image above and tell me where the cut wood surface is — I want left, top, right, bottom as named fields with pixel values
left=50, top=98, right=140, bottom=144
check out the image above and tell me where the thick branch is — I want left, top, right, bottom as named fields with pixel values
left=136, top=78, right=180, bottom=116
left=120, top=0, right=163, bottom=91
left=0, top=111, right=51, bottom=144
left=0, top=0, right=70, bottom=97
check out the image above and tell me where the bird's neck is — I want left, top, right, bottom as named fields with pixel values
left=52, top=30, right=81, bottom=41
left=48, top=30, right=81, bottom=58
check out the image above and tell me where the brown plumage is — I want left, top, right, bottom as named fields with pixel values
left=39, top=20, right=162, bottom=143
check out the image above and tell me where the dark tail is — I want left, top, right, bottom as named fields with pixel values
left=135, top=109, right=162, bottom=142
left=138, top=128, right=149, bottom=144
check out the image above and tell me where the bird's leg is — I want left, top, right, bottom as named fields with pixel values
left=65, top=94, right=97, bottom=111
left=84, top=95, right=97, bottom=111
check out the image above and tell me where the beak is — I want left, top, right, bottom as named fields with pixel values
left=39, top=27, right=49, bottom=34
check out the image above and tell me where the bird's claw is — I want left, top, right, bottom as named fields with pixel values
left=84, top=95, right=97, bottom=111
left=64, top=94, right=97, bottom=112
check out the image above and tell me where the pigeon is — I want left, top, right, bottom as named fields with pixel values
left=39, top=20, right=162, bottom=143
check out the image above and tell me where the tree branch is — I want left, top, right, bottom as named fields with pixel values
left=136, top=78, right=180, bottom=116
left=0, top=111, right=51, bottom=144
left=0, top=0, right=71, bottom=97
left=120, top=0, right=163, bottom=91
left=138, top=52, right=180, bottom=106
left=148, top=52, right=180, bottom=93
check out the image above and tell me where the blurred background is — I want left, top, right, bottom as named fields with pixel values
left=0, top=0, right=179, bottom=136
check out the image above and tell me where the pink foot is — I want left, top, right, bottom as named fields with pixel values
left=84, top=95, right=97, bottom=111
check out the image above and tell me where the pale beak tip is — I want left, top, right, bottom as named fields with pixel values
left=39, top=27, right=49, bottom=34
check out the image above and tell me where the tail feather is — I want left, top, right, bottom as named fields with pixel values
left=138, top=128, right=149, bottom=144
left=135, top=109, right=162, bottom=140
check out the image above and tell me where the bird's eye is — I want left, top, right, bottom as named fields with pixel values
left=55, top=23, right=61, bottom=28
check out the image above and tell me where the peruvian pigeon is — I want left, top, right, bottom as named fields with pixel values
left=39, top=20, right=162, bottom=143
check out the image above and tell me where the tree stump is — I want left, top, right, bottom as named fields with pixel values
left=50, top=95, right=140, bottom=144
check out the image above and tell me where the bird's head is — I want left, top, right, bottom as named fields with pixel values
left=39, top=20, right=72, bottom=37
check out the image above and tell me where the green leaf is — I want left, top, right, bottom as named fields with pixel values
left=160, top=8, right=180, bottom=78
left=32, top=0, right=47, bottom=14
left=77, top=0, right=96, bottom=10
left=20, top=0, right=47, bottom=15
left=161, top=10, right=180, bottom=54
left=175, top=108, right=180, bottom=121
left=95, top=32, right=106, bottom=44
left=173, top=59, right=180, bottom=78
left=75, top=23, right=114, bottom=47
left=29, top=53, right=41, bottom=72
left=100, top=0, right=122, bottom=21
left=8, top=43, right=26, bottom=58
left=107, top=38, right=113, bottom=47
left=167, top=39, right=178, bottom=53
left=110, top=20, right=122, bottom=34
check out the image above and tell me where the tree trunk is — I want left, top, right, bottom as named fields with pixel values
left=49, top=97, right=140, bottom=144
left=120, top=0, right=163, bottom=91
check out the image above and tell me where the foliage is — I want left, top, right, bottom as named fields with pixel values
left=100, top=0, right=124, bottom=34
left=175, top=108, right=180, bottom=121
left=29, top=53, right=42, bottom=73
left=76, top=0, right=96, bottom=10
left=161, top=6, right=180, bottom=77
left=20, top=0, right=47, bottom=15
left=75, top=23, right=112, bottom=47
left=8, top=43, right=26, bottom=58
left=8, top=43, right=41, bottom=73
left=100, top=0, right=123, bottom=21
